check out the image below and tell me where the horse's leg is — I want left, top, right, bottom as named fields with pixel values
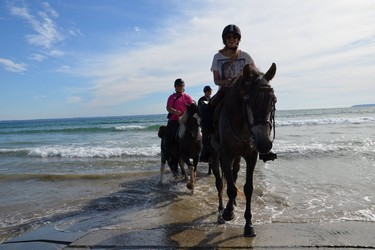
left=160, top=138, right=166, bottom=184
left=188, top=154, right=200, bottom=194
left=233, top=157, right=240, bottom=182
left=208, top=162, right=212, bottom=175
left=169, top=156, right=180, bottom=180
left=211, top=151, right=224, bottom=224
left=243, top=151, right=258, bottom=237
left=188, top=163, right=195, bottom=194
left=221, top=154, right=236, bottom=221
left=160, top=160, right=166, bottom=184
left=178, top=158, right=187, bottom=180
left=181, top=154, right=195, bottom=192
left=232, top=157, right=241, bottom=206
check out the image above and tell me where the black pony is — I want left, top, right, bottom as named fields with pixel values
left=210, top=63, right=277, bottom=237
left=159, top=103, right=202, bottom=193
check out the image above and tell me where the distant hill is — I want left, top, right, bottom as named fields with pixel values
left=351, top=104, right=375, bottom=107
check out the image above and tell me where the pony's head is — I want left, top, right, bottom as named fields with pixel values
left=179, top=102, right=202, bottom=141
left=242, top=63, right=277, bottom=154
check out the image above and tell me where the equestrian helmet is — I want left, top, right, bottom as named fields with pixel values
left=222, top=24, right=241, bottom=44
left=174, top=78, right=185, bottom=87
left=203, top=85, right=212, bottom=92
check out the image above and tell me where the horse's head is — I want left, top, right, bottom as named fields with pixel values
left=179, top=102, right=202, bottom=141
left=243, top=63, right=277, bottom=154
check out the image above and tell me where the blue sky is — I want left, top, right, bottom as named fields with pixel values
left=1, top=0, right=374, bottom=120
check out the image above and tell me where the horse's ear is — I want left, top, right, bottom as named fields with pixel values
left=264, top=63, right=276, bottom=81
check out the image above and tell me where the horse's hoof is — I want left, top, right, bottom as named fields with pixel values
left=244, top=225, right=256, bottom=237
left=186, top=181, right=194, bottom=190
left=172, top=172, right=180, bottom=180
left=222, top=208, right=235, bottom=221
left=217, top=215, right=225, bottom=224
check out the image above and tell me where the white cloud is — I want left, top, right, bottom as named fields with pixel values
left=29, top=53, right=46, bottom=62
left=56, top=65, right=71, bottom=73
left=65, top=96, right=82, bottom=104
left=0, top=58, right=27, bottom=73
left=68, top=0, right=374, bottom=111
left=9, top=2, right=64, bottom=49
left=49, top=50, right=65, bottom=57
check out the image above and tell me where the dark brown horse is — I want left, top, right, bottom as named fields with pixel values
left=210, top=63, right=277, bottom=237
left=160, top=103, right=202, bottom=193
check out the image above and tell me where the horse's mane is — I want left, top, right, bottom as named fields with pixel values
left=229, top=65, right=264, bottom=92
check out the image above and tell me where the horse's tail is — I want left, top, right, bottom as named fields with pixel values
left=221, top=169, right=245, bottom=199
left=236, top=185, right=245, bottom=198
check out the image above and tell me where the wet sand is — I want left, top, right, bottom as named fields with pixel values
left=1, top=173, right=374, bottom=249
left=2, top=220, right=374, bottom=249
left=2, top=192, right=375, bottom=249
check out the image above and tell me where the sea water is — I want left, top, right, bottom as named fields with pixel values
left=0, top=107, right=374, bottom=242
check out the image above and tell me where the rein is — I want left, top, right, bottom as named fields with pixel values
left=269, top=99, right=276, bottom=142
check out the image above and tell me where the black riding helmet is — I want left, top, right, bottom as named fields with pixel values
left=174, top=78, right=185, bottom=87
left=203, top=85, right=212, bottom=92
left=222, top=24, right=241, bottom=46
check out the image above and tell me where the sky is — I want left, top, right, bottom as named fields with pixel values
left=1, top=0, right=374, bottom=120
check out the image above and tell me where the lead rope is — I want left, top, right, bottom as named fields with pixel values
left=270, top=102, right=276, bottom=142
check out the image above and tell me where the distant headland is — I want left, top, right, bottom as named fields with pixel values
left=351, top=104, right=375, bottom=107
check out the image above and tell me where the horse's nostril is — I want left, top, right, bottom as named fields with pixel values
left=256, top=140, right=272, bottom=154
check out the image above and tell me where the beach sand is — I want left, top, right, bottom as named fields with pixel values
left=1, top=173, right=374, bottom=249
left=1, top=220, right=374, bottom=249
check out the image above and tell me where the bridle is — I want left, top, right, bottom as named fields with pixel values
left=244, top=76, right=277, bottom=142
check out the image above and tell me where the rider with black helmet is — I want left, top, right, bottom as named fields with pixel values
left=199, top=24, right=258, bottom=162
left=163, top=78, right=193, bottom=162
left=212, top=24, right=257, bottom=87
left=221, top=24, right=242, bottom=49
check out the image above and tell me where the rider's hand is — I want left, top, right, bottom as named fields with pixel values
left=226, top=78, right=233, bottom=87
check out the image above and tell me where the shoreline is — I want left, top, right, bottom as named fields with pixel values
left=2, top=221, right=375, bottom=249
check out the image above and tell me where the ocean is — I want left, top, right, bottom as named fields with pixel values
left=0, top=106, right=374, bottom=242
